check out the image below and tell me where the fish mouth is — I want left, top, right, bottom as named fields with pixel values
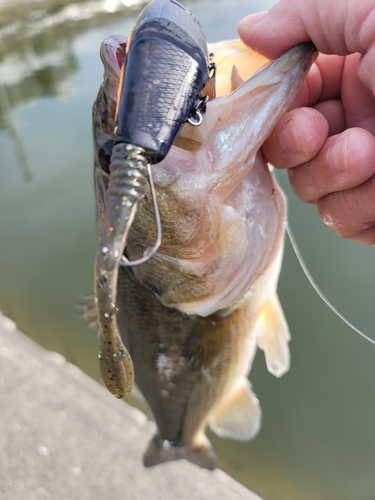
left=93, top=39, right=317, bottom=397
left=124, top=41, right=317, bottom=316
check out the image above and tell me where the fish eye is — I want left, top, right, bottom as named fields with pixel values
left=98, top=138, right=114, bottom=174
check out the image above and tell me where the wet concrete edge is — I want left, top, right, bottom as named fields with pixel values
left=0, top=313, right=263, bottom=500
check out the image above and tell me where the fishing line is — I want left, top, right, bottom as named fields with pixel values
left=286, top=221, right=375, bottom=346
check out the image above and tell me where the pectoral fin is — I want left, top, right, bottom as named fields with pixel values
left=208, top=378, right=261, bottom=440
left=256, top=292, right=290, bottom=378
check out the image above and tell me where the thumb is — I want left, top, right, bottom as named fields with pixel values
left=238, top=0, right=373, bottom=59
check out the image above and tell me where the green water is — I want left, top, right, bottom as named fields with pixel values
left=1, top=1, right=374, bottom=498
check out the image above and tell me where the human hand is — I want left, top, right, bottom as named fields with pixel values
left=238, top=0, right=375, bottom=244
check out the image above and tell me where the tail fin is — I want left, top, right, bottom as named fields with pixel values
left=143, top=434, right=217, bottom=470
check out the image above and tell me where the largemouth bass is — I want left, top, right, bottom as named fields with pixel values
left=91, top=4, right=316, bottom=469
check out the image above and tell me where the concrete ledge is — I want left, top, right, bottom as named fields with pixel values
left=0, top=314, right=262, bottom=500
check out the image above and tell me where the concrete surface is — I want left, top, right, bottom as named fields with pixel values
left=0, top=314, right=262, bottom=500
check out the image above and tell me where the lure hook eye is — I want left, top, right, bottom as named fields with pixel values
left=187, top=95, right=208, bottom=127
left=188, top=110, right=204, bottom=126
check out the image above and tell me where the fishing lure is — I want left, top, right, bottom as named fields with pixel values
left=95, top=0, right=213, bottom=399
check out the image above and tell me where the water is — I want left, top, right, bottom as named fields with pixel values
left=1, top=1, right=375, bottom=499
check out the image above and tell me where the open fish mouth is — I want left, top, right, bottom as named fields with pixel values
left=100, top=40, right=317, bottom=314
left=91, top=0, right=317, bottom=468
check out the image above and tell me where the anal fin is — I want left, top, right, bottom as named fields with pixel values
left=256, top=292, right=290, bottom=378
left=208, top=378, right=261, bottom=441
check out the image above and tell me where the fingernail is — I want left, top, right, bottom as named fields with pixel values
left=240, top=11, right=267, bottom=28
left=279, top=118, right=302, bottom=155
left=326, top=134, right=349, bottom=176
